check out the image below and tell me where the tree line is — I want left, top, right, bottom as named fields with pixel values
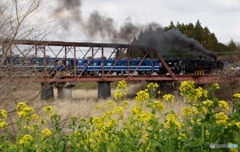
left=129, top=20, right=239, bottom=59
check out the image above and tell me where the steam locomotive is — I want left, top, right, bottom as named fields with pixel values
left=0, top=55, right=224, bottom=76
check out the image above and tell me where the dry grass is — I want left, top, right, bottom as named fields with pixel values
left=2, top=82, right=187, bottom=132
left=2, top=82, right=186, bottom=116
left=49, top=88, right=186, bottom=122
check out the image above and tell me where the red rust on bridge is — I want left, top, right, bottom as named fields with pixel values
left=1, top=40, right=237, bottom=84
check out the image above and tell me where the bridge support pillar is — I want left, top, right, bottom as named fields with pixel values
left=98, top=82, right=111, bottom=99
left=55, top=82, right=76, bottom=100
left=159, top=81, right=179, bottom=97
left=41, top=83, right=54, bottom=100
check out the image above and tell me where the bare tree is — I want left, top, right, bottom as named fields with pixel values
left=0, top=0, right=56, bottom=109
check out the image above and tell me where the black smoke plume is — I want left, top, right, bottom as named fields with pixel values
left=53, top=0, right=216, bottom=58
left=53, top=0, right=159, bottom=42
left=134, top=28, right=216, bottom=59
left=162, top=29, right=216, bottom=59
left=53, top=0, right=82, bottom=30
left=83, top=11, right=118, bottom=41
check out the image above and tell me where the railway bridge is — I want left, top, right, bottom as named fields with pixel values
left=0, top=40, right=237, bottom=100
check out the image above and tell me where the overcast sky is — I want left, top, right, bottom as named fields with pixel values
left=50, top=0, right=240, bottom=44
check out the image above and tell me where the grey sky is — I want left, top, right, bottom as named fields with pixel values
left=50, top=0, right=240, bottom=44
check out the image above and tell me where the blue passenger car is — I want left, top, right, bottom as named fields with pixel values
left=76, top=58, right=161, bottom=75
left=1, top=56, right=23, bottom=69
left=29, top=57, right=55, bottom=72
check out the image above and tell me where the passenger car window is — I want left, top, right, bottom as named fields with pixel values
left=32, top=60, right=38, bottom=66
left=106, top=62, right=112, bottom=66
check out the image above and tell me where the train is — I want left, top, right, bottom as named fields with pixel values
left=0, top=55, right=224, bottom=76
left=75, top=58, right=224, bottom=76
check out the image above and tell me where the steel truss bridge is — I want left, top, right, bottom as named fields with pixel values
left=0, top=40, right=237, bottom=84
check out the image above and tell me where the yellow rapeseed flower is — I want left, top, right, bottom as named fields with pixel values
left=107, top=101, right=114, bottom=107
left=0, top=110, right=7, bottom=118
left=178, top=133, right=186, bottom=140
left=0, top=119, right=6, bottom=128
left=190, top=118, right=201, bottom=124
left=114, top=90, right=125, bottom=101
left=135, top=90, right=150, bottom=102
left=16, top=102, right=27, bottom=111
left=23, top=125, right=35, bottom=132
left=24, top=106, right=34, bottom=113
left=153, top=134, right=157, bottom=139
left=179, top=81, right=195, bottom=95
left=165, top=113, right=182, bottom=128
left=203, top=99, right=213, bottom=107
left=205, top=130, right=210, bottom=136
left=153, top=100, right=165, bottom=112
left=105, top=119, right=117, bottom=128
left=17, top=111, right=26, bottom=118
left=114, top=106, right=124, bottom=114
left=17, top=106, right=34, bottom=118
left=192, top=107, right=199, bottom=115
left=42, top=128, right=52, bottom=136
left=233, top=93, right=240, bottom=99
left=42, top=106, right=53, bottom=114
left=181, top=106, right=199, bottom=116
left=214, top=112, right=229, bottom=124
left=181, top=106, right=192, bottom=116
left=201, top=107, right=207, bottom=114
left=138, top=112, right=152, bottom=122
left=212, top=83, right=220, bottom=90
left=132, top=106, right=142, bottom=115
left=32, top=114, right=39, bottom=121
left=234, top=122, right=240, bottom=129
left=19, top=134, right=33, bottom=146
left=117, top=80, right=128, bottom=89
left=147, top=82, right=159, bottom=91
left=163, top=94, right=175, bottom=103
left=219, top=100, right=229, bottom=111
left=229, top=148, right=238, bottom=152
left=195, top=87, right=208, bottom=98
left=92, top=117, right=103, bottom=128
left=104, top=111, right=113, bottom=118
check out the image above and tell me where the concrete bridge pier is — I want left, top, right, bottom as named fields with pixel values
left=41, top=83, right=54, bottom=100
left=98, top=82, right=111, bottom=99
left=55, top=82, right=76, bottom=100
left=159, top=81, right=180, bottom=97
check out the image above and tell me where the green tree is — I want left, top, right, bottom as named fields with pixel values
left=194, top=20, right=206, bottom=46
left=228, top=39, right=237, bottom=51
left=184, top=23, right=195, bottom=38
left=164, top=20, right=228, bottom=53
left=164, top=21, right=175, bottom=31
